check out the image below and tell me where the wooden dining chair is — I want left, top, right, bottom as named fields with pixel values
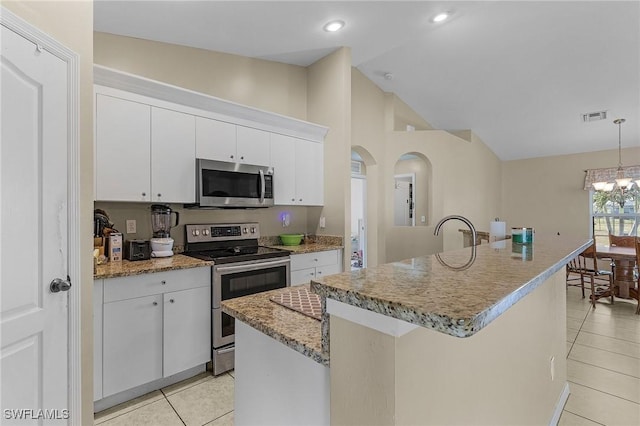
left=566, top=242, right=614, bottom=308
left=609, top=234, right=636, bottom=248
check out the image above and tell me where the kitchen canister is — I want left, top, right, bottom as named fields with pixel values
left=511, top=240, right=534, bottom=261
left=511, top=227, right=534, bottom=244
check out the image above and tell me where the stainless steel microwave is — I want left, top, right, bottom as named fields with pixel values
left=187, top=159, right=274, bottom=208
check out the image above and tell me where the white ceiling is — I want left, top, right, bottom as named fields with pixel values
left=94, top=1, right=639, bottom=161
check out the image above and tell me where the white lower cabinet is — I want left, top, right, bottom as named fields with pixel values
left=290, top=250, right=342, bottom=286
left=103, top=294, right=163, bottom=397
left=163, top=286, right=211, bottom=377
left=97, top=267, right=211, bottom=399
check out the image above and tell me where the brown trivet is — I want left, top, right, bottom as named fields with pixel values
left=270, top=287, right=322, bottom=321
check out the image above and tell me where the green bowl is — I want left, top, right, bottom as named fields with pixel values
left=279, top=234, right=304, bottom=246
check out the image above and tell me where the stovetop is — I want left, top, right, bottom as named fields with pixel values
left=183, top=222, right=289, bottom=264
left=184, top=245, right=289, bottom=264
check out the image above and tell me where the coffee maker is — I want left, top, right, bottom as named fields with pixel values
left=150, top=204, right=180, bottom=257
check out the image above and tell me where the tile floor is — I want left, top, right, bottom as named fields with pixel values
left=95, top=286, right=639, bottom=425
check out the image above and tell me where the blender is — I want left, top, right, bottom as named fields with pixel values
left=150, top=204, right=180, bottom=257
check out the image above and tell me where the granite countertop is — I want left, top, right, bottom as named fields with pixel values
left=310, top=235, right=590, bottom=339
left=221, top=285, right=327, bottom=366
left=260, top=235, right=343, bottom=254
left=94, top=254, right=213, bottom=279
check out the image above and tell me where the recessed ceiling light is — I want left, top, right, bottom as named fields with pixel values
left=432, top=12, right=450, bottom=23
left=323, top=20, right=345, bottom=32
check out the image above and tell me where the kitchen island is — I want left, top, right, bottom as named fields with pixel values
left=222, top=235, right=590, bottom=425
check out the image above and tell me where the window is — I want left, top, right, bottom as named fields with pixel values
left=591, top=189, right=640, bottom=246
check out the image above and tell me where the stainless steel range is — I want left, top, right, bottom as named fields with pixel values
left=183, top=222, right=290, bottom=375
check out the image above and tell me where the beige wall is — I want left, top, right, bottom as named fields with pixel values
left=307, top=47, right=353, bottom=266
left=502, top=147, right=640, bottom=239
left=3, top=1, right=95, bottom=424
left=383, top=130, right=502, bottom=262
left=330, top=270, right=567, bottom=425
left=94, top=32, right=307, bottom=120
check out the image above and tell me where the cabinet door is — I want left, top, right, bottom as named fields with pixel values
left=294, top=140, right=324, bottom=205
left=103, top=294, right=163, bottom=397
left=195, top=117, right=236, bottom=162
left=291, top=267, right=316, bottom=286
left=95, top=94, right=151, bottom=201
left=151, top=107, right=196, bottom=203
left=237, top=126, right=270, bottom=165
left=163, top=286, right=211, bottom=377
left=270, top=134, right=296, bottom=205
left=315, top=264, right=341, bottom=279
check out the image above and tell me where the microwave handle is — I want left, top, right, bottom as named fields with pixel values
left=259, top=169, right=265, bottom=204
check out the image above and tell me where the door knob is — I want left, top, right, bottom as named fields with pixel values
left=50, top=277, right=72, bottom=293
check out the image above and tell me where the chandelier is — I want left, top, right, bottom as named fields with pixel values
left=592, top=118, right=640, bottom=207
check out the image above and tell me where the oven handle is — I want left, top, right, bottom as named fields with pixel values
left=259, top=169, right=265, bottom=204
left=215, top=257, right=290, bottom=274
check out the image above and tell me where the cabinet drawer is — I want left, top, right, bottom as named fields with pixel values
left=104, top=267, right=210, bottom=303
left=290, top=250, right=338, bottom=271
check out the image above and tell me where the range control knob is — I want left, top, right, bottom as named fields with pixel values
left=203, top=229, right=210, bottom=236
left=250, top=227, right=256, bottom=234
left=243, top=227, right=248, bottom=234
left=193, top=229, right=200, bottom=236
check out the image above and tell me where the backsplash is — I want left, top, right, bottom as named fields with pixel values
left=94, top=202, right=325, bottom=246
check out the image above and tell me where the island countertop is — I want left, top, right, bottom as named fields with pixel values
left=221, top=285, right=327, bottom=366
left=310, top=235, right=590, bottom=338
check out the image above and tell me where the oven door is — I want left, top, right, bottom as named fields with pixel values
left=197, top=159, right=274, bottom=208
left=212, top=257, right=290, bottom=347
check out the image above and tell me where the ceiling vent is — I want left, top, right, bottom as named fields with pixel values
left=582, top=110, right=607, bottom=122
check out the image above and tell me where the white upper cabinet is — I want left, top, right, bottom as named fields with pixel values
left=196, top=118, right=271, bottom=166
left=270, top=134, right=297, bottom=204
left=95, top=94, right=151, bottom=202
left=95, top=94, right=196, bottom=203
left=236, top=126, right=270, bottom=166
left=295, top=139, right=324, bottom=206
left=195, top=117, right=236, bottom=162
left=270, top=134, right=323, bottom=206
left=151, top=107, right=195, bottom=203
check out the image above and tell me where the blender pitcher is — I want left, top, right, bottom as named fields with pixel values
left=150, top=204, right=180, bottom=257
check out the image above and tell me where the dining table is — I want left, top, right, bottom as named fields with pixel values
left=595, top=244, right=637, bottom=301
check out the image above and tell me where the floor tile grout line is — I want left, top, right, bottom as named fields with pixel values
left=570, top=339, right=640, bottom=360
left=561, top=408, right=607, bottom=426
left=568, top=357, right=640, bottom=385
left=203, top=409, right=234, bottom=426
left=567, top=379, right=640, bottom=406
left=575, top=328, right=640, bottom=345
left=161, top=392, right=187, bottom=426
left=94, top=394, right=164, bottom=424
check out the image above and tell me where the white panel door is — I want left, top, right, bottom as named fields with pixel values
left=95, top=94, right=151, bottom=201
left=270, top=134, right=296, bottom=205
left=151, top=107, right=195, bottom=203
left=163, top=286, right=211, bottom=377
left=1, top=25, right=69, bottom=422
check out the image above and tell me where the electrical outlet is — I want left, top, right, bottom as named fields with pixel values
left=319, top=216, right=326, bottom=229
left=126, top=219, right=137, bottom=234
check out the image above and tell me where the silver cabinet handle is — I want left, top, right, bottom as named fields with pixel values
left=142, top=192, right=146, bottom=197
left=161, top=280, right=166, bottom=285
left=153, top=301, right=158, bottom=306
left=169, top=299, right=175, bottom=303
left=157, top=193, right=161, bottom=197
left=230, top=155, right=234, bottom=159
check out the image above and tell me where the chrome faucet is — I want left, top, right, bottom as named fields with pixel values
left=434, top=215, right=478, bottom=247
